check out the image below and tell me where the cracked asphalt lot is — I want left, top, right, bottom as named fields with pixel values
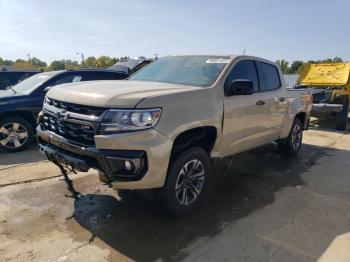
left=0, top=119, right=349, bottom=262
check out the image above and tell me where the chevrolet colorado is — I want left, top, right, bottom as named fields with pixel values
left=37, top=55, right=312, bottom=216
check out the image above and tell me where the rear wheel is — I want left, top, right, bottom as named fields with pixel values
left=0, top=117, right=34, bottom=152
left=157, top=147, right=211, bottom=217
left=335, top=95, right=349, bottom=131
left=278, top=118, right=303, bottom=156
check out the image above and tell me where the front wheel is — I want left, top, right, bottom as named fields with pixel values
left=278, top=118, right=303, bottom=156
left=0, top=117, right=34, bottom=152
left=158, top=147, right=211, bottom=217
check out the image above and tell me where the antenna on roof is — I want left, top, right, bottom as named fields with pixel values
left=243, top=49, right=246, bottom=55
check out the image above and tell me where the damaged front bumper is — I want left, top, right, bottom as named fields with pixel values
left=37, top=126, right=147, bottom=182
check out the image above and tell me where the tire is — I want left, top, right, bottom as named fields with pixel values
left=0, top=116, right=34, bottom=152
left=278, top=118, right=303, bottom=156
left=98, top=171, right=110, bottom=184
left=157, top=147, right=211, bottom=217
left=335, top=96, right=349, bottom=131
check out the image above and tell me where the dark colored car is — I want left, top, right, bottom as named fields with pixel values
left=0, top=68, right=40, bottom=90
left=0, top=69, right=128, bottom=152
left=108, top=57, right=152, bottom=75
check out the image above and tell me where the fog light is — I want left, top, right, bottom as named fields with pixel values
left=125, top=160, right=132, bottom=171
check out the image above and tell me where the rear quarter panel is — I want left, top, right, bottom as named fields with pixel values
left=280, top=89, right=312, bottom=138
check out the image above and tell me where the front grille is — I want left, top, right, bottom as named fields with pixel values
left=46, top=98, right=106, bottom=117
left=42, top=113, right=96, bottom=146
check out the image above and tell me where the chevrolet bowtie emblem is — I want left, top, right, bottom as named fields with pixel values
left=56, top=110, right=69, bottom=120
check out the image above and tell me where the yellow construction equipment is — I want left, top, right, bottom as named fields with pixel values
left=296, top=62, right=350, bottom=130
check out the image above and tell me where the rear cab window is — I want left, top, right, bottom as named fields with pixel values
left=256, top=62, right=281, bottom=91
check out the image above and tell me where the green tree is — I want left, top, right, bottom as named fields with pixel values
left=288, top=61, right=304, bottom=74
left=332, top=57, right=343, bottom=63
left=49, top=60, right=66, bottom=70
left=309, top=57, right=343, bottom=64
left=13, top=61, right=33, bottom=69
left=0, top=58, right=14, bottom=66
left=3, top=60, right=14, bottom=66
left=276, top=59, right=289, bottom=74
left=95, top=56, right=117, bottom=68
left=49, top=60, right=79, bottom=70
left=30, top=57, right=47, bottom=68
left=83, top=56, right=97, bottom=68
left=62, top=60, right=79, bottom=70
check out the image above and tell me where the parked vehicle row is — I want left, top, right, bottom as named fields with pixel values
left=0, top=69, right=129, bottom=152
left=37, top=55, right=313, bottom=216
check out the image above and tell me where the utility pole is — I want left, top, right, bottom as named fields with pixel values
left=27, top=54, right=31, bottom=61
left=76, top=52, right=85, bottom=65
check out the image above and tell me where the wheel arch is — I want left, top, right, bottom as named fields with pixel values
left=170, top=126, right=217, bottom=160
left=295, top=111, right=308, bottom=130
left=0, top=111, right=37, bottom=128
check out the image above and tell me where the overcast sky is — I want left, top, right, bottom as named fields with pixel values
left=0, top=0, right=349, bottom=63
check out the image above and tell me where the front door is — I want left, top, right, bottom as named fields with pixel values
left=221, top=59, right=268, bottom=156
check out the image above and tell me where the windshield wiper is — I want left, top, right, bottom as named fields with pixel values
left=7, top=86, right=17, bottom=94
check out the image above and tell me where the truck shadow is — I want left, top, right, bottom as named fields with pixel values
left=71, top=143, right=330, bottom=262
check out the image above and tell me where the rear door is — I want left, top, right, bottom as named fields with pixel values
left=255, top=61, right=287, bottom=137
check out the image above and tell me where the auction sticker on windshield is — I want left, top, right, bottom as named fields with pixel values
left=206, top=58, right=230, bottom=64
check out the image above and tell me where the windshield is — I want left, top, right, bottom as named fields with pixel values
left=130, top=56, right=231, bottom=87
left=11, top=71, right=59, bottom=94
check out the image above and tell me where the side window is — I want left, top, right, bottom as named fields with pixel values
left=85, top=72, right=109, bottom=81
left=225, top=60, right=259, bottom=92
left=51, top=74, right=83, bottom=86
left=83, top=72, right=127, bottom=81
left=257, top=62, right=281, bottom=91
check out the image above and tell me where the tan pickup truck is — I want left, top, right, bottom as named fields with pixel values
left=37, top=55, right=312, bottom=216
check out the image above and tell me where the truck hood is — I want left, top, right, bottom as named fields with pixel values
left=0, top=89, right=27, bottom=102
left=0, top=89, right=15, bottom=98
left=47, top=80, right=202, bottom=108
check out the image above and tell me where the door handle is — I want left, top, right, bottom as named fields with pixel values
left=279, top=97, right=286, bottom=102
left=256, top=100, right=266, bottom=105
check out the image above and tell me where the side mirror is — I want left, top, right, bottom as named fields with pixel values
left=44, top=86, right=53, bottom=93
left=225, top=79, right=254, bottom=96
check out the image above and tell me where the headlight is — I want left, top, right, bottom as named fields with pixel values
left=99, top=108, right=161, bottom=133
